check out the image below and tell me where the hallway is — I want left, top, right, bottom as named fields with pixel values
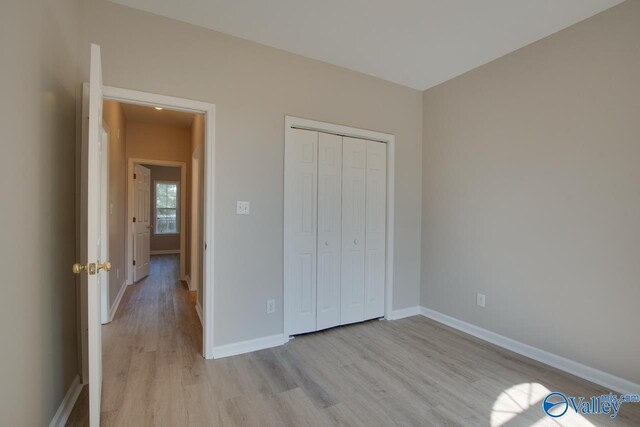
left=101, top=255, right=202, bottom=425
left=69, top=255, right=203, bottom=426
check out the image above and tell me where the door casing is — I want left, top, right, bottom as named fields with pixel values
left=128, top=160, right=186, bottom=283
left=103, top=86, right=216, bottom=359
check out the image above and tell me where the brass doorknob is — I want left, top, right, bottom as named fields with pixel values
left=97, top=261, right=112, bottom=272
left=72, top=262, right=97, bottom=275
left=72, top=263, right=87, bottom=274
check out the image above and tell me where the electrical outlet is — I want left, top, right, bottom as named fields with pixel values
left=266, top=299, right=275, bottom=314
left=236, top=201, right=250, bottom=215
left=476, top=293, right=486, bottom=308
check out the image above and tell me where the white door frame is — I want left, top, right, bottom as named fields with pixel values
left=127, top=159, right=187, bottom=282
left=103, top=85, right=216, bottom=359
left=283, top=116, right=395, bottom=337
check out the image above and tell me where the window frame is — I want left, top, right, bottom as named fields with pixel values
left=154, top=179, right=180, bottom=235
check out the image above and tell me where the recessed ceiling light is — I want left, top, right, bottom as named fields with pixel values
left=155, top=107, right=163, bottom=110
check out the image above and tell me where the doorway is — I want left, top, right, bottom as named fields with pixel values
left=102, top=88, right=216, bottom=360
left=79, top=88, right=216, bottom=394
left=128, top=159, right=187, bottom=284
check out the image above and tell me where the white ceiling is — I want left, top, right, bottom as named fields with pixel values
left=110, top=0, right=623, bottom=90
left=121, top=102, right=197, bottom=128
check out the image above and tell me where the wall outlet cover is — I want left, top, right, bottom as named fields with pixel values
left=476, top=293, right=486, bottom=308
left=267, top=299, right=275, bottom=314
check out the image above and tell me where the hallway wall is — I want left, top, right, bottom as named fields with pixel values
left=0, top=0, right=82, bottom=425
left=126, top=121, right=192, bottom=164
left=191, top=115, right=205, bottom=308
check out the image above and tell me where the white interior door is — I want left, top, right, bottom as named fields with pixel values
left=284, top=129, right=318, bottom=335
left=364, top=141, right=386, bottom=320
left=133, top=164, right=151, bottom=282
left=341, top=137, right=366, bottom=325
left=316, top=133, right=342, bottom=330
left=78, top=43, right=105, bottom=427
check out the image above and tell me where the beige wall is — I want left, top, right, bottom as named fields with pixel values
left=0, top=0, right=81, bottom=425
left=81, top=0, right=423, bottom=346
left=145, top=165, right=182, bottom=252
left=2, top=1, right=636, bottom=423
left=103, top=100, right=127, bottom=308
left=422, top=0, right=640, bottom=384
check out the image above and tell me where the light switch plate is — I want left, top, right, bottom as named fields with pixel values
left=236, top=201, right=250, bottom=215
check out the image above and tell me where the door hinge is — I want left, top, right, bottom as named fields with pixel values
left=133, top=260, right=136, bottom=266
left=133, top=216, right=136, bottom=223
left=134, top=173, right=137, bottom=179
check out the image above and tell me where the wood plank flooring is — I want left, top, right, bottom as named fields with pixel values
left=67, top=255, right=640, bottom=426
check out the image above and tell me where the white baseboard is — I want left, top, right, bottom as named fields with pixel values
left=387, top=306, right=421, bottom=320
left=212, top=334, right=289, bottom=359
left=183, top=275, right=193, bottom=291
left=150, top=250, right=180, bottom=255
left=419, top=307, right=640, bottom=395
left=48, top=374, right=82, bottom=427
left=195, top=301, right=203, bottom=327
left=109, top=280, right=128, bottom=322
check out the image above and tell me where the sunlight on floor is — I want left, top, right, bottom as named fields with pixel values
left=491, top=383, right=596, bottom=427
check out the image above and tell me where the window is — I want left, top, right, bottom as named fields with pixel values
left=155, top=181, right=179, bottom=234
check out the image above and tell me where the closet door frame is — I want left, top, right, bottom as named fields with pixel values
left=283, top=116, right=395, bottom=338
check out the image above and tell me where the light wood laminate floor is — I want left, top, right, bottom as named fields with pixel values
left=68, top=255, right=640, bottom=426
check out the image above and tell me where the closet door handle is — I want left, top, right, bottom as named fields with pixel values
left=353, top=239, right=358, bottom=245
left=324, top=241, right=329, bottom=246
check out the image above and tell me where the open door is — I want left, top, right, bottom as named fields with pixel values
left=133, top=164, right=151, bottom=282
left=75, top=43, right=107, bottom=427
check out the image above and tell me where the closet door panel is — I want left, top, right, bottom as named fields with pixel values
left=316, top=133, right=343, bottom=330
left=341, top=137, right=366, bottom=325
left=284, top=129, right=318, bottom=335
left=364, top=141, right=387, bottom=320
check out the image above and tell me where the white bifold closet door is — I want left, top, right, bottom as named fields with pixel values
left=340, top=137, right=367, bottom=325
left=284, top=129, right=318, bottom=335
left=340, top=137, right=387, bottom=324
left=285, top=129, right=386, bottom=335
left=316, top=133, right=343, bottom=330
left=364, top=140, right=387, bottom=319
